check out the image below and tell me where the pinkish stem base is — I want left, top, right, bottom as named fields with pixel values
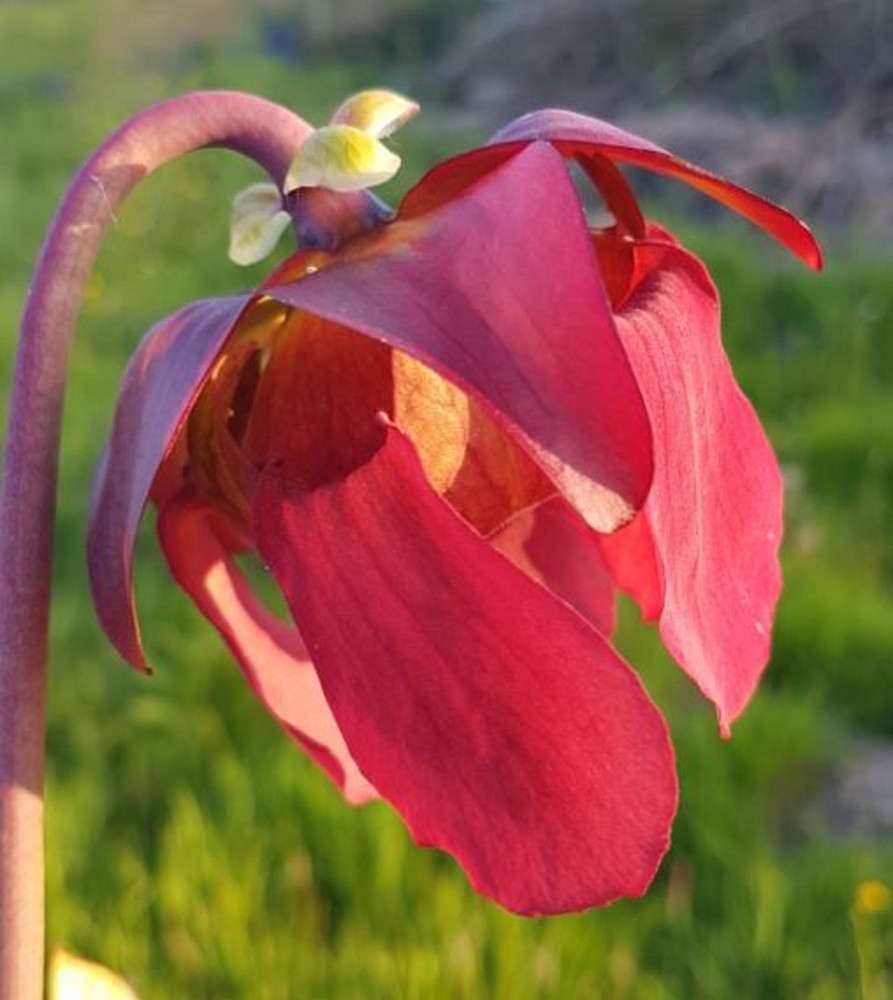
left=0, top=90, right=310, bottom=1000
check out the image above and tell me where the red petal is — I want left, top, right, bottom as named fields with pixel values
left=252, top=430, right=677, bottom=914
left=490, top=110, right=823, bottom=270
left=87, top=296, right=249, bottom=669
left=576, top=153, right=646, bottom=237
left=267, top=142, right=653, bottom=533
left=490, top=497, right=616, bottom=636
left=612, top=238, right=783, bottom=732
left=157, top=491, right=376, bottom=804
left=598, top=514, right=664, bottom=624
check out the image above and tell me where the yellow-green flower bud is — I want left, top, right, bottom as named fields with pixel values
left=284, top=125, right=402, bottom=194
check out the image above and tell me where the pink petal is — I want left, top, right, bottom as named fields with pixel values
left=252, top=429, right=677, bottom=915
left=490, top=497, right=616, bottom=636
left=157, top=491, right=376, bottom=804
left=87, top=296, right=249, bottom=669
left=490, top=109, right=823, bottom=270
left=267, top=142, right=653, bottom=533
left=611, top=238, right=784, bottom=733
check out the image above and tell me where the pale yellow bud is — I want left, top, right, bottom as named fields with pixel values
left=284, top=125, right=401, bottom=194
left=854, top=879, right=891, bottom=915
left=330, top=89, right=420, bottom=139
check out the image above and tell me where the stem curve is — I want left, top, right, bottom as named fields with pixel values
left=0, top=90, right=310, bottom=1000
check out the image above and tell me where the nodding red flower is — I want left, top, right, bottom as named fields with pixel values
left=86, top=92, right=821, bottom=916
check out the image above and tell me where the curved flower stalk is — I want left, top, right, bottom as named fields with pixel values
left=0, top=91, right=309, bottom=1000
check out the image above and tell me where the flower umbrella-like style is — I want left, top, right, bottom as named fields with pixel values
left=84, top=92, right=822, bottom=916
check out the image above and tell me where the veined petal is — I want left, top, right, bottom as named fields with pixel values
left=157, top=491, right=376, bottom=804
left=268, top=142, right=653, bottom=533
left=253, top=429, right=677, bottom=915
left=489, top=109, right=822, bottom=270
left=610, top=237, right=784, bottom=733
left=88, top=295, right=250, bottom=669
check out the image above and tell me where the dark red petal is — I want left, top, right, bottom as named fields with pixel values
left=267, top=142, right=653, bottom=533
left=613, top=239, right=783, bottom=733
left=397, top=144, right=518, bottom=220
left=575, top=153, right=646, bottom=237
left=157, top=491, right=376, bottom=804
left=241, top=311, right=393, bottom=490
left=490, top=497, right=616, bottom=637
left=253, top=430, right=677, bottom=915
left=489, top=110, right=823, bottom=270
left=87, top=296, right=249, bottom=669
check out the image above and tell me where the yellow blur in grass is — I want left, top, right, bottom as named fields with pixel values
left=49, top=949, right=139, bottom=1000
left=854, top=879, right=891, bottom=915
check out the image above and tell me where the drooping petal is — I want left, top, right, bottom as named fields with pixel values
left=157, top=491, right=376, bottom=804
left=610, top=237, right=784, bottom=733
left=490, top=109, right=823, bottom=270
left=267, top=142, right=653, bottom=533
left=88, top=295, right=250, bottom=669
left=253, top=429, right=677, bottom=915
left=490, top=497, right=616, bottom=636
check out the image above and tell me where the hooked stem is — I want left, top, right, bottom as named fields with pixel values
left=0, top=90, right=310, bottom=1000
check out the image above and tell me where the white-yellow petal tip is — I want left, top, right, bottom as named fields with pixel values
left=228, top=182, right=291, bottom=266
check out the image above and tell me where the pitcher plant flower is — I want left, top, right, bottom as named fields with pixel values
left=1, top=87, right=820, bottom=994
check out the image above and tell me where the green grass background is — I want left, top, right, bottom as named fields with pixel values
left=1, top=2, right=891, bottom=997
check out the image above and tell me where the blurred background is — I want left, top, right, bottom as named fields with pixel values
left=1, top=0, right=891, bottom=996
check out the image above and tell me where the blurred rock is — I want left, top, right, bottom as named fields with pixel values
left=823, top=740, right=893, bottom=840
left=619, top=103, right=893, bottom=244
